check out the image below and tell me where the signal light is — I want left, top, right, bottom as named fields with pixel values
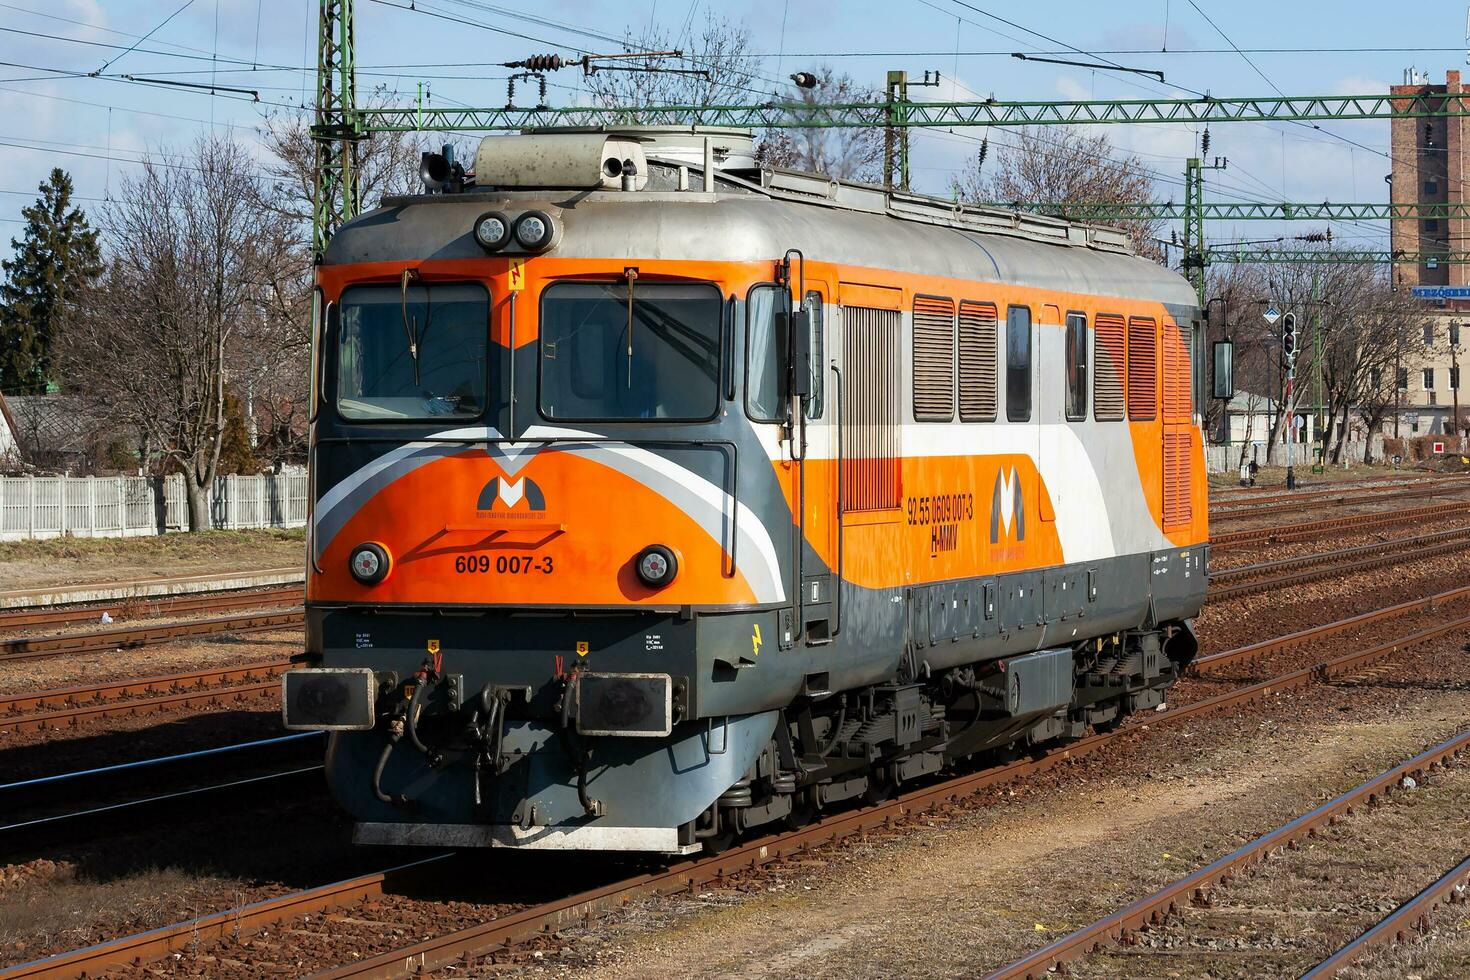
left=635, top=545, right=678, bottom=588
left=473, top=211, right=511, bottom=251
left=513, top=210, right=555, bottom=251
left=1281, top=312, right=1297, bottom=361
left=349, top=542, right=391, bottom=585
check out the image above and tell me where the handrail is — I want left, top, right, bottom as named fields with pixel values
left=830, top=363, right=843, bottom=637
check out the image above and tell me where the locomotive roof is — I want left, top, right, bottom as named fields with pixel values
left=327, top=162, right=1197, bottom=309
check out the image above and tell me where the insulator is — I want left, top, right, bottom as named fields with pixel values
left=510, top=54, right=564, bottom=72
left=1201, top=127, right=1210, bottom=158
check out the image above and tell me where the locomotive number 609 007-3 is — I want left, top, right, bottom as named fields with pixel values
left=453, top=555, right=554, bottom=574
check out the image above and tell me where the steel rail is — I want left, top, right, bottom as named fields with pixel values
left=0, top=608, right=303, bottom=663
left=1210, top=482, right=1470, bottom=521
left=1195, top=584, right=1470, bottom=673
left=1207, top=532, right=1470, bottom=602
left=0, top=586, right=304, bottom=631
left=1210, top=526, right=1470, bottom=584
left=0, top=674, right=286, bottom=734
left=304, top=613, right=1470, bottom=980
left=0, top=659, right=289, bottom=716
left=1208, top=475, right=1465, bottom=509
left=985, top=728, right=1470, bottom=980
left=0, top=856, right=452, bottom=980
left=1300, top=853, right=1470, bottom=978
left=12, top=605, right=1467, bottom=979
left=1210, top=500, right=1470, bottom=548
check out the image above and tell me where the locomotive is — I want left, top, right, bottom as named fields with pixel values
left=283, top=127, right=1210, bottom=853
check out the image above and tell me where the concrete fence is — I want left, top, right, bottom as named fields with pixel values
left=0, top=470, right=308, bottom=540
left=1205, top=435, right=1387, bottom=474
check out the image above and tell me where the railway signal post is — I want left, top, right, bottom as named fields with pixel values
left=1281, top=311, right=1299, bottom=489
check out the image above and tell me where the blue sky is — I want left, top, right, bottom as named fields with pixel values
left=2, top=0, right=1468, bottom=254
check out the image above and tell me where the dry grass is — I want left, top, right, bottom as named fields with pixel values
left=0, top=528, right=305, bottom=591
left=0, top=865, right=233, bottom=960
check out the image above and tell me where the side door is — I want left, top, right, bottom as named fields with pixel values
left=797, top=287, right=837, bottom=643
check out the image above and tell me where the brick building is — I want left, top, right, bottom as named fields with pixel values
left=1388, top=68, right=1467, bottom=437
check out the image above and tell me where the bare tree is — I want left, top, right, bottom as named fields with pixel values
left=951, top=127, right=1164, bottom=261
left=756, top=67, right=886, bottom=182
left=585, top=13, right=762, bottom=114
left=57, top=136, right=301, bottom=529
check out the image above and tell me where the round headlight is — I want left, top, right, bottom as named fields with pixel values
left=349, top=542, right=391, bottom=585
left=473, top=211, right=511, bottom=251
left=635, top=544, right=678, bottom=588
left=514, top=210, right=554, bottom=251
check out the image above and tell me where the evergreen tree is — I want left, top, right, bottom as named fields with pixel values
left=0, top=169, right=101, bottom=392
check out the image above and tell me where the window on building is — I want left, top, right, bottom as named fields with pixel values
left=1430, top=391, right=1439, bottom=406
left=1453, top=366, right=1461, bottom=390
left=1425, top=218, right=1441, bottom=232
left=1398, top=367, right=1410, bottom=390
left=1425, top=323, right=1436, bottom=347
left=1064, top=312, right=1087, bottom=420
left=1426, top=179, right=1440, bottom=194
left=1006, top=306, right=1032, bottom=422
left=1424, top=367, right=1436, bottom=390
left=1452, top=322, right=1462, bottom=346
left=1370, top=367, right=1382, bottom=390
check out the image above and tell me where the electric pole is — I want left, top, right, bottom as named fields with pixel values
left=1282, top=312, right=1299, bottom=488
left=312, top=0, right=359, bottom=264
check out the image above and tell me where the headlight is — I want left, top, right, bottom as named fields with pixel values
left=514, top=210, right=555, bottom=251
left=349, top=542, right=391, bottom=585
left=635, top=545, right=678, bottom=588
left=473, top=211, right=511, bottom=251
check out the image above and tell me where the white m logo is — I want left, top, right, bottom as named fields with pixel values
left=990, top=466, right=1025, bottom=543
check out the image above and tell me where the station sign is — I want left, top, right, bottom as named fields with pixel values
left=1411, top=286, right=1470, bottom=299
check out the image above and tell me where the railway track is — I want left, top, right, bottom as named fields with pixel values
left=11, top=598, right=1468, bottom=979
left=1210, top=498, right=1470, bottom=548
left=0, top=585, right=304, bottom=631
left=0, top=607, right=302, bottom=663
left=1209, top=479, right=1470, bottom=520
left=0, top=660, right=289, bottom=734
left=986, top=727, right=1470, bottom=979
left=1206, top=525, right=1470, bottom=601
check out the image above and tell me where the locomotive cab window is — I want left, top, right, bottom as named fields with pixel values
left=1006, top=305, right=1032, bottom=422
left=1065, top=312, right=1088, bottom=420
left=805, top=290, right=824, bottom=419
left=747, top=285, right=788, bottom=421
left=539, top=281, right=722, bottom=421
left=335, top=282, right=489, bottom=421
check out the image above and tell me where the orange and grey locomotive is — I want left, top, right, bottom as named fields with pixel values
left=283, top=129, right=1210, bottom=853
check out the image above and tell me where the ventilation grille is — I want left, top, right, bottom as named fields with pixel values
left=1127, top=316, right=1157, bottom=421
left=1164, top=320, right=1193, bottom=419
left=1163, top=429, right=1193, bottom=527
left=842, top=306, right=902, bottom=511
left=1094, top=313, right=1126, bottom=421
left=912, top=296, right=956, bottom=421
left=958, top=301, right=998, bottom=421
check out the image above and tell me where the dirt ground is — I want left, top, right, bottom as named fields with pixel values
left=0, top=529, right=305, bottom=592
left=519, top=654, right=1470, bottom=979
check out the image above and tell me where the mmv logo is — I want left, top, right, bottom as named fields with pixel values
left=989, top=466, right=1025, bottom=544
left=477, top=476, right=547, bottom=513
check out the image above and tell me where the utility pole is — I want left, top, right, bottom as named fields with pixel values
left=1282, top=312, right=1299, bottom=489
left=1313, top=273, right=1323, bottom=469
left=1453, top=320, right=1462, bottom=447
left=312, top=0, right=359, bottom=263
left=1182, top=149, right=1229, bottom=306
left=883, top=71, right=908, bottom=191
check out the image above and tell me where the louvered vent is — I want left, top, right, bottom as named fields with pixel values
left=1164, top=320, right=1193, bottom=419
left=1127, top=316, right=1157, bottom=421
left=1163, top=429, right=1193, bottom=527
left=842, top=306, right=902, bottom=511
left=912, top=296, right=956, bottom=421
left=958, top=301, right=998, bottom=421
left=1094, top=313, right=1126, bottom=421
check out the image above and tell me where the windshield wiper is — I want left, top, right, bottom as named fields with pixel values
left=400, top=269, right=421, bottom=385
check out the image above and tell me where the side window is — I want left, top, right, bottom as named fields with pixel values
left=746, top=285, right=785, bottom=421
left=958, top=301, right=998, bottom=421
left=1127, top=316, right=1157, bottom=421
left=1065, top=312, right=1087, bottom=421
left=805, top=291, right=824, bottom=419
left=913, top=295, right=956, bottom=421
left=1006, top=305, right=1032, bottom=422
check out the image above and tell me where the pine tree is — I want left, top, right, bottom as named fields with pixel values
left=0, top=169, right=101, bottom=392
